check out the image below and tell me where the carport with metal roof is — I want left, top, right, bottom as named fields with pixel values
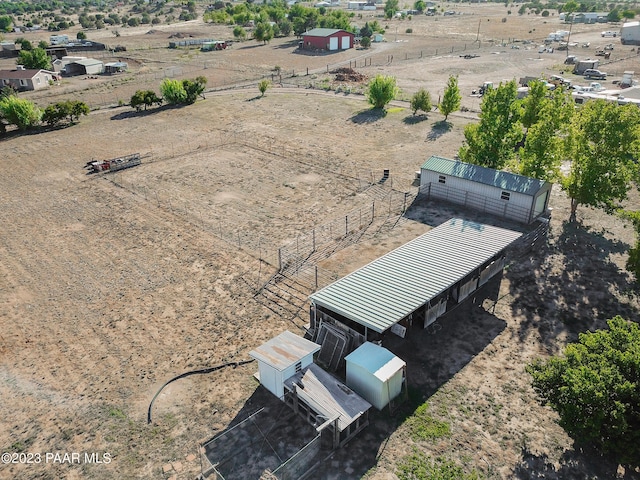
left=309, top=218, right=522, bottom=340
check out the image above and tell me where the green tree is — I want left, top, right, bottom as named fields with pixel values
left=37, top=40, right=48, bottom=49
left=67, top=100, right=89, bottom=122
left=17, top=47, right=52, bottom=70
left=258, top=79, right=270, bottom=97
left=384, top=0, right=399, bottom=18
left=254, top=22, right=273, bottom=44
left=16, top=38, right=33, bottom=50
left=619, top=210, right=640, bottom=282
left=520, top=80, right=547, bottom=130
left=458, top=80, right=522, bottom=169
left=182, top=76, right=207, bottom=104
left=438, top=74, right=461, bottom=122
left=519, top=87, right=574, bottom=182
left=42, top=103, right=67, bottom=126
left=0, top=15, right=12, bottom=32
left=410, top=88, right=432, bottom=116
left=77, top=31, right=87, bottom=40
left=366, top=74, right=398, bottom=110
left=527, top=316, right=640, bottom=465
left=160, top=78, right=187, bottom=104
left=622, top=10, right=635, bottom=20
left=360, top=36, right=371, bottom=48
left=607, top=8, right=621, bottom=22
left=562, top=100, right=640, bottom=221
left=41, top=100, right=88, bottom=126
left=414, top=0, right=426, bottom=12
left=233, top=26, right=247, bottom=41
left=0, top=95, right=41, bottom=130
left=360, top=22, right=372, bottom=38
left=131, top=90, right=162, bottom=110
left=128, top=17, right=140, bottom=27
left=278, top=19, right=292, bottom=37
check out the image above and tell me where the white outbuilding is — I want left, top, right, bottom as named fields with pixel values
left=419, top=156, right=552, bottom=224
left=621, top=21, right=640, bottom=45
left=345, top=342, right=406, bottom=410
left=249, top=330, right=320, bottom=400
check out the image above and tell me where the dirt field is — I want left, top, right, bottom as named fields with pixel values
left=1, top=4, right=640, bottom=480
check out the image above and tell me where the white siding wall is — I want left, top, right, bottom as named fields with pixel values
left=258, top=363, right=283, bottom=398
left=420, top=170, right=536, bottom=223
left=346, top=362, right=386, bottom=410
left=386, top=369, right=404, bottom=404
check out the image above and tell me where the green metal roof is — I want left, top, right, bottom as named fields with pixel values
left=421, top=156, right=549, bottom=196
left=303, top=28, right=348, bottom=37
left=309, top=218, right=522, bottom=333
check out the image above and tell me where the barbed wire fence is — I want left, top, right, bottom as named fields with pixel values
left=28, top=37, right=496, bottom=110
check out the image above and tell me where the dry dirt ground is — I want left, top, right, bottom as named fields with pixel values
left=1, top=4, right=640, bottom=480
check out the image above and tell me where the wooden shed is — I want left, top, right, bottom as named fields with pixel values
left=420, top=156, right=552, bottom=224
left=249, top=331, right=320, bottom=400
left=301, top=28, right=354, bottom=51
left=345, top=342, right=406, bottom=410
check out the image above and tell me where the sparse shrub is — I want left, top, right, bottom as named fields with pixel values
left=258, top=79, right=270, bottom=97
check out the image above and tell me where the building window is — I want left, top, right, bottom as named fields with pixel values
left=438, top=175, right=446, bottom=184
left=20, top=79, right=27, bottom=86
left=295, top=361, right=302, bottom=373
left=501, top=191, right=511, bottom=200
left=36, top=77, right=41, bottom=84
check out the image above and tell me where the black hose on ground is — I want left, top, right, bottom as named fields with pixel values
left=147, top=359, right=255, bottom=424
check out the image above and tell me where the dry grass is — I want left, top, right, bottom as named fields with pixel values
left=1, top=5, right=639, bottom=480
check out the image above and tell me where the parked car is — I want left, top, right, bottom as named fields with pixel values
left=584, top=69, right=607, bottom=80
left=601, top=31, right=617, bottom=37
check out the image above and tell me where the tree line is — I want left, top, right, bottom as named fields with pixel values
left=0, top=89, right=89, bottom=133
left=129, top=76, right=207, bottom=112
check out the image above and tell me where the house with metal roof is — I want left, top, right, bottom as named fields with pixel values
left=301, top=28, right=354, bottom=51
left=309, top=218, right=522, bottom=344
left=419, top=156, right=552, bottom=224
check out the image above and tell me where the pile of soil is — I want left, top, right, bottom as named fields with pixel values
left=331, top=67, right=368, bottom=83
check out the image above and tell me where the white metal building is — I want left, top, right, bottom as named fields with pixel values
left=309, top=218, right=522, bottom=341
left=249, top=331, right=320, bottom=399
left=420, top=156, right=552, bottom=224
left=621, top=21, right=640, bottom=45
left=345, top=342, right=406, bottom=410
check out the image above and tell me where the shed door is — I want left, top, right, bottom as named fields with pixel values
left=329, top=37, right=339, bottom=50
left=533, top=189, right=549, bottom=217
left=341, top=35, right=350, bottom=49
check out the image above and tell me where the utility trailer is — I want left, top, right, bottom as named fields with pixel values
left=86, top=153, right=141, bottom=173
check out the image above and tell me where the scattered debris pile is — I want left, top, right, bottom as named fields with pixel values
left=331, top=67, right=367, bottom=83
left=168, top=32, right=194, bottom=39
